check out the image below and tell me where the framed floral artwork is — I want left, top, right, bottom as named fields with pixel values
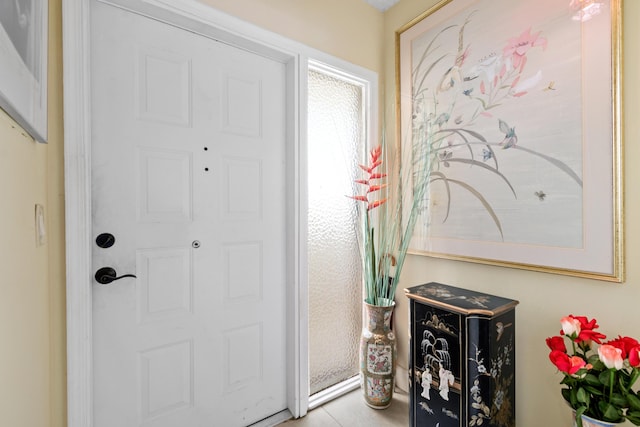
left=396, top=0, right=623, bottom=281
left=0, top=0, right=48, bottom=142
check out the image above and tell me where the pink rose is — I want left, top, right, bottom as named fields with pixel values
left=561, top=316, right=582, bottom=336
left=605, top=336, right=640, bottom=359
left=598, top=344, right=624, bottom=370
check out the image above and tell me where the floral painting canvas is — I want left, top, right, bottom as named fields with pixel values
left=397, top=0, right=622, bottom=280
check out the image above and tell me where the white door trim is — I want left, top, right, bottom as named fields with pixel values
left=63, top=1, right=377, bottom=425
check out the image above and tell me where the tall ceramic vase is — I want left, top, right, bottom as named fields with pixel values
left=360, top=300, right=396, bottom=409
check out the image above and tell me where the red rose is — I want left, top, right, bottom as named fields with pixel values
left=546, top=336, right=567, bottom=353
left=605, top=336, right=640, bottom=359
left=630, top=346, right=640, bottom=368
left=549, top=350, right=587, bottom=375
left=577, top=328, right=607, bottom=344
left=573, top=315, right=599, bottom=331
left=563, top=315, right=606, bottom=344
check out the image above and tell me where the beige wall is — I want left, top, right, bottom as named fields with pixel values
left=0, top=113, right=51, bottom=427
left=386, top=1, right=640, bottom=426
left=2, top=0, right=636, bottom=426
left=0, top=0, right=66, bottom=426
left=199, top=0, right=385, bottom=73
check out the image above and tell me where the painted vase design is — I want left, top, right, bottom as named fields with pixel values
left=360, top=300, right=396, bottom=409
left=572, top=411, right=623, bottom=427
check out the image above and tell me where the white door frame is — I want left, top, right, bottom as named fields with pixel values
left=62, top=1, right=377, bottom=425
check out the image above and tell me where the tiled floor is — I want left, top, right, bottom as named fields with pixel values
left=278, top=389, right=409, bottom=427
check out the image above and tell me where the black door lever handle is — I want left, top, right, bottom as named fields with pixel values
left=95, top=267, right=137, bottom=284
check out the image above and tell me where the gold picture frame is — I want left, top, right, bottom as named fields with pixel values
left=396, top=0, right=623, bottom=281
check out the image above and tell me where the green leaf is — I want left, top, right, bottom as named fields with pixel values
left=619, top=369, right=631, bottom=381
left=575, top=406, right=586, bottom=427
left=609, top=392, right=627, bottom=408
left=577, top=387, right=589, bottom=405
left=598, top=401, right=623, bottom=422
left=584, top=374, right=601, bottom=387
left=626, top=410, right=640, bottom=425
left=599, top=370, right=614, bottom=387
left=583, top=385, right=603, bottom=396
left=570, top=387, right=579, bottom=406
left=628, top=393, right=640, bottom=411
left=590, top=360, right=606, bottom=372
left=609, top=393, right=629, bottom=408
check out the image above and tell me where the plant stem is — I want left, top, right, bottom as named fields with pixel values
left=609, top=369, right=615, bottom=404
left=630, top=368, right=640, bottom=395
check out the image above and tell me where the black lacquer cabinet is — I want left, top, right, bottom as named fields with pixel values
left=405, top=282, right=518, bottom=427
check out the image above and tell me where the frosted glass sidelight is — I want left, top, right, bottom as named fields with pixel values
left=308, top=69, right=364, bottom=395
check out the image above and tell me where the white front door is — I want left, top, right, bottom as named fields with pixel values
left=90, top=2, right=288, bottom=426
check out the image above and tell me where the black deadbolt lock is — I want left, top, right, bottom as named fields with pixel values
left=96, top=233, right=116, bottom=248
